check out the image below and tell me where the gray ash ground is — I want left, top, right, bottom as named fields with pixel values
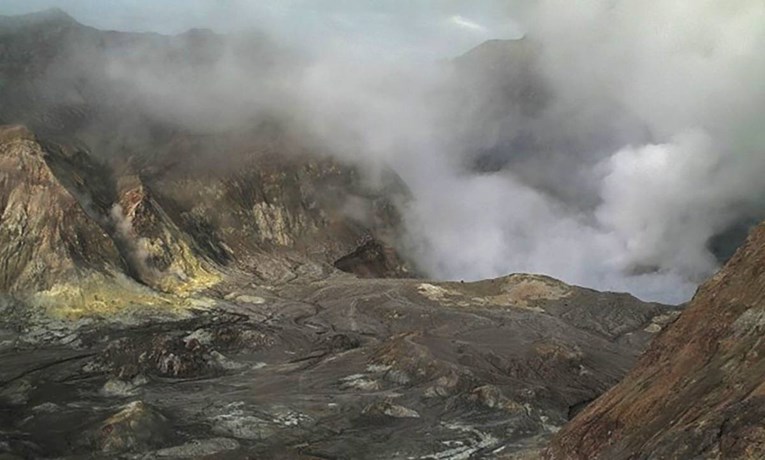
left=0, top=274, right=676, bottom=459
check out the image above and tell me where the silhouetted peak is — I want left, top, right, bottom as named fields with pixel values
left=0, top=8, right=79, bottom=30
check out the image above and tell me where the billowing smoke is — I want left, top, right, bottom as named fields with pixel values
left=286, top=0, right=765, bottom=303
left=109, top=204, right=158, bottom=285
left=3, top=0, right=765, bottom=303
left=526, top=0, right=765, bottom=297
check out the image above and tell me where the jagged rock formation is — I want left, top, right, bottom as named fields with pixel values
left=0, top=125, right=125, bottom=296
left=0, top=124, right=405, bottom=314
left=546, top=222, right=765, bottom=459
left=333, top=237, right=409, bottom=278
left=0, top=8, right=411, bottom=302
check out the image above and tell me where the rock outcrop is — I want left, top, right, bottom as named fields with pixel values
left=0, top=124, right=407, bottom=316
left=0, top=125, right=123, bottom=295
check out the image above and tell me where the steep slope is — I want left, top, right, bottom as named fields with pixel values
left=546, top=222, right=765, bottom=459
left=0, top=126, right=122, bottom=294
left=0, top=124, right=220, bottom=315
left=0, top=9, right=411, bottom=296
left=0, top=124, right=408, bottom=313
left=143, top=130, right=409, bottom=281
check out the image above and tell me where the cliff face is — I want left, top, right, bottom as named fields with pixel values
left=0, top=124, right=407, bottom=317
left=0, top=125, right=218, bottom=316
left=0, top=125, right=122, bottom=292
left=546, top=222, right=765, bottom=459
left=0, top=9, right=411, bottom=310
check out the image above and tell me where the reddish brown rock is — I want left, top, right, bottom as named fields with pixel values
left=0, top=125, right=121, bottom=294
left=546, top=223, right=765, bottom=459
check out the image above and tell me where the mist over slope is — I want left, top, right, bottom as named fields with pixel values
left=1, top=1, right=764, bottom=303
left=300, top=0, right=765, bottom=304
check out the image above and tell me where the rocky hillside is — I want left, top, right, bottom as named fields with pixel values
left=546, top=222, right=765, bottom=459
left=0, top=124, right=407, bottom=314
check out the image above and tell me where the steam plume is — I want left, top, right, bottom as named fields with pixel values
left=3, top=0, right=764, bottom=303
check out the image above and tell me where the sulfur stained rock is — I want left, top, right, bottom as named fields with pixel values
left=94, top=401, right=172, bottom=453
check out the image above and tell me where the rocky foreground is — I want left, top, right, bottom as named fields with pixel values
left=0, top=273, right=675, bottom=459
left=0, top=125, right=678, bottom=459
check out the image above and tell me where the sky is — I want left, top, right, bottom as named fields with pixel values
left=0, top=0, right=524, bottom=59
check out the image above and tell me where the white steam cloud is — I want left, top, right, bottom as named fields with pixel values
left=289, top=0, right=765, bottom=303
left=6, top=0, right=765, bottom=303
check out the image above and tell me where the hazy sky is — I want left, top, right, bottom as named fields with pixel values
left=0, top=0, right=524, bottom=58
